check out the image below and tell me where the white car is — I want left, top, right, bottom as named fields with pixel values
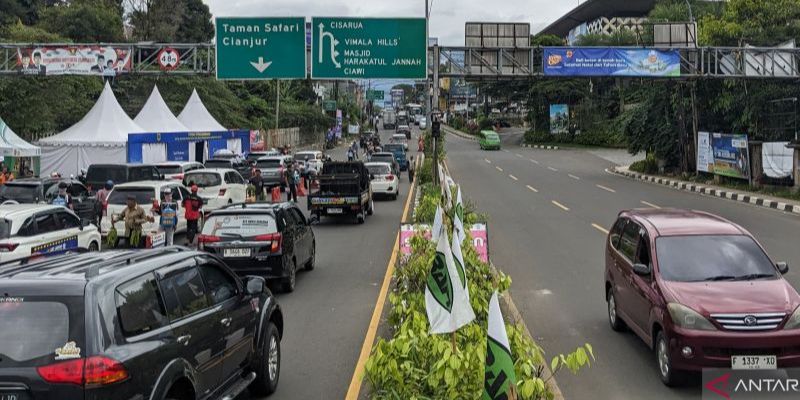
left=183, top=169, right=247, bottom=211
left=391, top=134, right=409, bottom=150
left=0, top=204, right=101, bottom=263
left=419, top=117, right=428, bottom=129
left=366, top=162, right=399, bottom=200
left=156, top=161, right=205, bottom=180
left=294, top=151, right=325, bottom=172
left=102, top=181, right=189, bottom=239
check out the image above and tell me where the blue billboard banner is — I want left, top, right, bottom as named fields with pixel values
left=711, top=133, right=750, bottom=180
left=127, top=130, right=251, bottom=163
left=544, top=48, right=681, bottom=77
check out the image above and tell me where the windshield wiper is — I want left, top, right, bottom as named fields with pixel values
left=699, top=275, right=738, bottom=282
left=733, top=273, right=775, bottom=281
left=219, top=233, right=244, bottom=239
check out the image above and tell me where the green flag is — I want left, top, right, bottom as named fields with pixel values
left=425, top=227, right=475, bottom=334
left=483, top=291, right=516, bottom=400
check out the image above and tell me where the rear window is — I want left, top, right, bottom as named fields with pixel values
left=367, top=164, right=391, bottom=175
left=371, top=155, right=394, bottom=163
left=256, top=159, right=282, bottom=169
left=184, top=172, right=222, bottom=188
left=0, top=299, right=81, bottom=365
left=108, top=187, right=155, bottom=205
left=294, top=153, right=314, bottom=161
left=202, top=214, right=277, bottom=238
left=384, top=144, right=405, bottom=153
left=0, top=183, right=39, bottom=202
left=157, top=165, right=183, bottom=175
left=87, top=166, right=127, bottom=184
left=204, top=160, right=232, bottom=169
left=656, top=235, right=779, bottom=282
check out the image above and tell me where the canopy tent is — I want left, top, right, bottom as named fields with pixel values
left=39, top=82, right=143, bottom=176
left=178, top=89, right=226, bottom=132
left=134, top=85, right=189, bottom=133
left=0, top=117, right=41, bottom=177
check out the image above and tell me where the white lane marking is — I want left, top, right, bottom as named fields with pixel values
left=496, top=166, right=504, bottom=172
left=568, top=174, right=581, bottom=180
left=529, top=159, right=540, bottom=164
left=515, top=153, right=524, bottom=158
left=551, top=200, right=570, bottom=212
left=641, top=201, right=661, bottom=209
left=502, top=149, right=510, bottom=153
left=526, top=185, right=539, bottom=193
left=547, top=167, right=558, bottom=172
left=509, top=175, right=518, bottom=181
left=485, top=159, right=492, bottom=164
left=596, top=184, right=617, bottom=193
left=592, top=223, right=610, bottom=234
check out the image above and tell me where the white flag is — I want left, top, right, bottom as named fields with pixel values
left=431, top=205, right=443, bottom=243
left=425, top=228, right=475, bottom=334
left=483, top=291, right=516, bottom=400
left=453, top=186, right=466, bottom=243
left=451, top=227, right=470, bottom=302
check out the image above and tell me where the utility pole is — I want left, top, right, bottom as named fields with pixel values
left=275, top=80, right=280, bottom=131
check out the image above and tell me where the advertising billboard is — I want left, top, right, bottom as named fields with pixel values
left=544, top=48, right=681, bottom=77
left=15, top=46, right=132, bottom=76
left=697, top=131, right=714, bottom=173
left=550, top=104, right=569, bottom=134
left=711, top=133, right=750, bottom=180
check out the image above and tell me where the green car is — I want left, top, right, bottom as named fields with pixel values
left=479, top=130, right=501, bottom=150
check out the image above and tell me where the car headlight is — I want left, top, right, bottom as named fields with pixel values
left=667, top=303, right=717, bottom=331
left=784, top=307, right=800, bottom=330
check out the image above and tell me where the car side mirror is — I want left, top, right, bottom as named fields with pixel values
left=633, top=263, right=651, bottom=277
left=777, top=262, right=790, bottom=274
left=246, top=276, right=265, bottom=296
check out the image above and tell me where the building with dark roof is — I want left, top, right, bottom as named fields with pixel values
left=539, top=0, right=657, bottom=44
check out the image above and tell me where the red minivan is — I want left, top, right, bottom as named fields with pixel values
left=604, top=209, right=800, bottom=386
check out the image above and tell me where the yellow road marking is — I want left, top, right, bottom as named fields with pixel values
left=345, top=159, right=417, bottom=400
left=509, top=175, right=519, bottom=181
left=547, top=166, right=558, bottom=172
left=485, top=159, right=492, bottom=164
left=596, top=184, right=617, bottom=193
left=568, top=174, right=581, bottom=180
left=551, top=200, right=570, bottom=211
left=592, top=223, right=610, bottom=234
left=496, top=166, right=504, bottom=172
left=526, top=185, right=539, bottom=193
left=641, top=201, right=661, bottom=209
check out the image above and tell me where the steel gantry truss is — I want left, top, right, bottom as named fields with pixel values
left=3, top=43, right=800, bottom=79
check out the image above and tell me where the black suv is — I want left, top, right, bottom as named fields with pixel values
left=0, top=178, right=99, bottom=221
left=0, top=248, right=283, bottom=399
left=199, top=202, right=315, bottom=293
left=85, top=164, right=163, bottom=190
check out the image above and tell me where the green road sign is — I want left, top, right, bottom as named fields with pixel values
left=367, top=90, right=384, bottom=101
left=215, top=17, right=306, bottom=80
left=312, top=17, right=427, bottom=79
left=323, top=100, right=337, bottom=112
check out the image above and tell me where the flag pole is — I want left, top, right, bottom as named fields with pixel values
left=451, top=331, right=457, bottom=353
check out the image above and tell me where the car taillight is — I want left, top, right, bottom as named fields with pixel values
left=218, top=188, right=227, bottom=196
left=37, top=356, right=128, bottom=387
left=0, top=243, right=19, bottom=252
left=253, top=233, right=282, bottom=252
left=198, top=234, right=221, bottom=243
left=386, top=174, right=395, bottom=181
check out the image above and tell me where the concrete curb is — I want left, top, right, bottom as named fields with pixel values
left=443, top=125, right=478, bottom=141
left=521, top=144, right=560, bottom=150
left=610, top=167, right=800, bottom=216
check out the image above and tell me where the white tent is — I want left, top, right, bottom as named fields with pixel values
left=0, top=117, right=40, bottom=158
left=178, top=89, right=226, bottom=131
left=39, top=82, right=143, bottom=176
left=134, top=85, right=189, bottom=133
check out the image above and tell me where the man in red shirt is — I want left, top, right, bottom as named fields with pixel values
left=182, top=184, right=203, bottom=247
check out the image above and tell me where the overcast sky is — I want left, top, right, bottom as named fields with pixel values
left=206, top=0, right=580, bottom=45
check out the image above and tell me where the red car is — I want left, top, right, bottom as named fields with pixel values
left=604, top=209, right=799, bottom=386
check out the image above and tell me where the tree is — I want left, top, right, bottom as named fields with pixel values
left=126, top=0, right=184, bottom=42
left=38, top=0, right=124, bottom=42
left=700, top=0, right=800, bottom=46
left=175, top=0, right=213, bottom=42
left=0, top=19, right=67, bottom=42
left=530, top=34, right=564, bottom=47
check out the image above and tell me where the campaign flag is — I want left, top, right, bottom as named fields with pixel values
left=431, top=205, right=444, bottom=243
left=425, top=228, right=475, bottom=334
left=454, top=186, right=466, bottom=243
left=451, top=227, right=469, bottom=302
left=483, top=291, right=517, bottom=400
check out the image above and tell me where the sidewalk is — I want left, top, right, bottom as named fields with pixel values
left=612, top=166, right=800, bottom=216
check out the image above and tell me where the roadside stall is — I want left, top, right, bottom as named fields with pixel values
left=0, top=117, right=41, bottom=177
left=133, top=85, right=189, bottom=164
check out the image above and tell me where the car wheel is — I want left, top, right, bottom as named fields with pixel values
left=88, top=242, right=99, bottom=252
left=656, top=331, right=684, bottom=387
left=392, top=193, right=398, bottom=201
left=607, top=288, right=626, bottom=332
left=357, top=213, right=365, bottom=224
left=367, top=200, right=374, bottom=216
left=305, top=242, right=315, bottom=271
left=250, top=322, right=280, bottom=396
left=281, top=259, right=296, bottom=293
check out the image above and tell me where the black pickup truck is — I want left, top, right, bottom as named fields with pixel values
left=307, top=161, right=374, bottom=224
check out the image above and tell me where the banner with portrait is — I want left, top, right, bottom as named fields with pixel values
left=15, top=46, right=132, bottom=76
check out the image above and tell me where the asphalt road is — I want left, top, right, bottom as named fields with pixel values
left=444, top=132, right=800, bottom=399
left=246, top=126, right=417, bottom=399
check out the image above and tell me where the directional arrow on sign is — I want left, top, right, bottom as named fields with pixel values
left=250, top=57, right=272, bottom=73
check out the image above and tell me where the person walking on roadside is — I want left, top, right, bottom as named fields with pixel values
left=408, top=156, right=416, bottom=183
left=51, top=182, right=74, bottom=210
left=249, top=169, right=266, bottom=201
left=285, top=163, right=299, bottom=203
left=95, top=180, right=113, bottom=228
left=152, top=187, right=178, bottom=246
left=347, top=147, right=355, bottom=162
left=183, top=184, right=203, bottom=247
left=112, top=195, right=147, bottom=248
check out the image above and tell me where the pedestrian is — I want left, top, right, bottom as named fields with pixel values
left=183, top=184, right=203, bottom=247
left=347, top=147, right=355, bottom=162
left=418, top=136, right=424, bottom=152
left=95, top=180, right=113, bottom=227
left=0, top=164, right=14, bottom=184
left=51, top=182, right=73, bottom=210
left=249, top=169, right=266, bottom=201
left=285, top=163, right=299, bottom=203
left=112, top=195, right=148, bottom=248
left=408, top=156, right=416, bottom=182
left=152, top=187, right=178, bottom=246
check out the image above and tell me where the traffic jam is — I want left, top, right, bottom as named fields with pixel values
left=0, top=126, right=414, bottom=400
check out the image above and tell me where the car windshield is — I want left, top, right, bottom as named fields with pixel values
left=0, top=299, right=76, bottom=364
left=157, top=165, right=183, bottom=174
left=184, top=173, right=222, bottom=188
left=372, top=155, right=393, bottom=163
left=0, top=184, right=39, bottom=202
left=87, top=166, right=127, bottom=185
left=656, top=235, right=779, bottom=282
left=294, top=153, right=314, bottom=161
left=257, top=159, right=282, bottom=169
left=485, top=133, right=499, bottom=140
left=204, top=160, right=231, bottom=169
left=367, top=165, right=391, bottom=175
left=384, top=144, right=405, bottom=154
left=107, top=188, right=154, bottom=205
left=202, top=214, right=277, bottom=238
